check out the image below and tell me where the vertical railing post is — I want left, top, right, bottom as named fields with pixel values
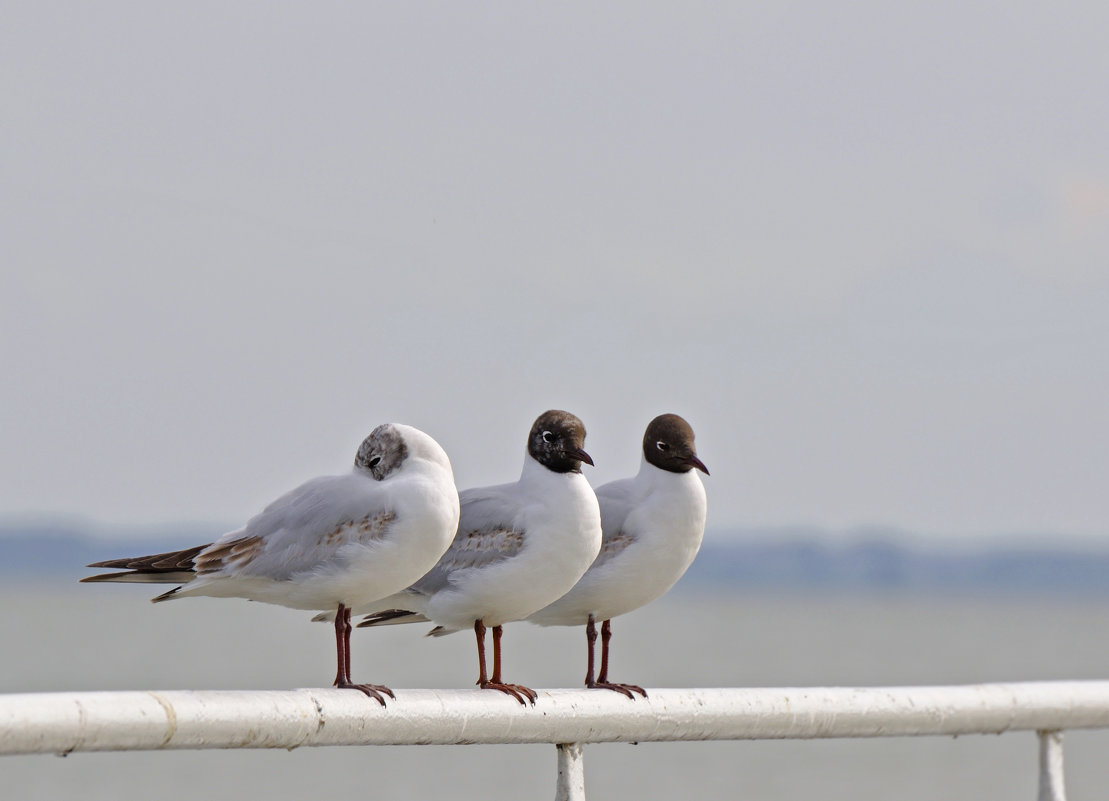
left=555, top=742, right=586, bottom=801
left=1037, top=730, right=1066, bottom=801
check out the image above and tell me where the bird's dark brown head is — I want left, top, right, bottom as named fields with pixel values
left=527, top=410, right=594, bottom=474
left=642, top=414, right=708, bottom=475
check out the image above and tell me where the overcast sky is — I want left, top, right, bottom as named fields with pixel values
left=2, top=2, right=1107, bottom=540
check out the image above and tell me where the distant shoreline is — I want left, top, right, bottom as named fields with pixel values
left=4, top=522, right=1109, bottom=596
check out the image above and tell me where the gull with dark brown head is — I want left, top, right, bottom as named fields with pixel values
left=355, top=410, right=603, bottom=705
left=81, top=424, right=460, bottom=705
left=527, top=413, right=709, bottom=698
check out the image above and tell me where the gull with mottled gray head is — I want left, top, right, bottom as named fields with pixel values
left=354, top=410, right=603, bottom=705
left=528, top=413, right=709, bottom=697
left=82, top=424, right=460, bottom=705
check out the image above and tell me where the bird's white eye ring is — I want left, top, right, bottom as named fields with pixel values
left=369, top=456, right=382, bottom=467
left=542, top=431, right=554, bottom=443
left=656, top=441, right=668, bottom=451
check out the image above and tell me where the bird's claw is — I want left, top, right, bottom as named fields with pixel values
left=479, top=680, right=538, bottom=706
left=588, top=680, right=648, bottom=699
left=336, top=681, right=396, bottom=706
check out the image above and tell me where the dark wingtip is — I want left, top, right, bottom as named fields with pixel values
left=357, top=609, right=419, bottom=628
left=86, top=559, right=126, bottom=569
left=151, top=587, right=181, bottom=603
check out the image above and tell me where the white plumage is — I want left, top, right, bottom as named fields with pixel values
left=529, top=456, right=706, bottom=626
left=527, top=413, right=708, bottom=697
left=83, top=423, right=460, bottom=704
left=167, top=427, right=459, bottom=612
left=369, top=455, right=602, bottom=630
left=357, top=410, right=602, bottom=704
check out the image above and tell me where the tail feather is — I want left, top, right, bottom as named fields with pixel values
left=80, top=570, right=195, bottom=585
left=86, top=544, right=208, bottom=573
left=152, top=587, right=182, bottom=603
left=81, top=544, right=209, bottom=602
left=356, top=609, right=427, bottom=628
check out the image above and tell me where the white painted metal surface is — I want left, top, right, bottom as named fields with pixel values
left=555, top=742, right=586, bottom=801
left=1038, top=730, right=1066, bottom=801
left=2, top=681, right=1109, bottom=756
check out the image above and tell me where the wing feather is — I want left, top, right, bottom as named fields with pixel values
left=85, top=544, right=209, bottom=573
left=411, top=526, right=526, bottom=595
left=200, top=474, right=399, bottom=580
left=587, top=477, right=640, bottom=569
left=590, top=530, right=636, bottom=569
left=82, top=472, right=401, bottom=586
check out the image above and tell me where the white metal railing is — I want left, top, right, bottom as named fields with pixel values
left=4, top=682, right=1109, bottom=800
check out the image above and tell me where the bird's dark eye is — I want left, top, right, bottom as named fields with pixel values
left=542, top=431, right=555, bottom=443
left=656, top=441, right=669, bottom=451
left=369, top=456, right=382, bottom=468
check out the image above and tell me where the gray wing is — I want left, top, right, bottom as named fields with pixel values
left=589, top=477, right=639, bottom=570
left=410, top=483, right=526, bottom=595
left=204, top=472, right=396, bottom=580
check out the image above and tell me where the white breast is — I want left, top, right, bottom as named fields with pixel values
left=426, top=458, right=602, bottom=630
left=529, top=459, right=706, bottom=626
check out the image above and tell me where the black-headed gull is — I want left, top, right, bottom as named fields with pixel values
left=355, top=410, right=603, bottom=705
left=82, top=423, right=460, bottom=705
left=527, top=413, right=708, bottom=697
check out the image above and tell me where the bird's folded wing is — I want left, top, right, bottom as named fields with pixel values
left=411, top=525, right=527, bottom=595
left=588, top=478, right=640, bottom=569
left=203, top=473, right=400, bottom=580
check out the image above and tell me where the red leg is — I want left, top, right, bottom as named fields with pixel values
left=589, top=619, right=646, bottom=699
left=584, top=614, right=598, bottom=686
left=332, top=603, right=394, bottom=706
left=473, top=621, right=536, bottom=705
left=333, top=604, right=349, bottom=687
left=474, top=619, right=489, bottom=685
left=343, top=605, right=352, bottom=680
left=597, top=618, right=612, bottom=683
left=490, top=623, right=503, bottom=683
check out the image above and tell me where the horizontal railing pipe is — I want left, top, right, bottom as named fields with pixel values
left=3, top=681, right=1109, bottom=756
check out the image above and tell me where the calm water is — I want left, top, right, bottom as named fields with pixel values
left=3, top=583, right=1109, bottom=800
